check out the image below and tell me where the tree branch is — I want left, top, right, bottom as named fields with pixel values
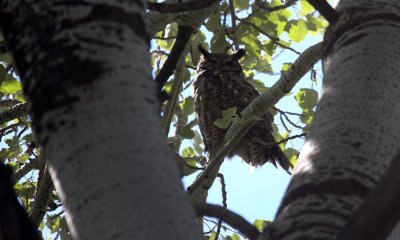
left=147, top=0, right=219, bottom=13
left=337, top=152, right=400, bottom=240
left=306, top=0, right=338, bottom=24
left=188, top=42, right=323, bottom=202
left=236, top=17, right=301, bottom=55
left=30, top=164, right=54, bottom=228
left=194, top=203, right=260, bottom=240
left=155, top=25, right=193, bottom=102
left=0, top=103, right=28, bottom=125
left=161, top=50, right=189, bottom=135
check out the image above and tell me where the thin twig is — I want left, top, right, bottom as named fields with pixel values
left=276, top=133, right=306, bottom=145
left=235, top=17, right=301, bottom=55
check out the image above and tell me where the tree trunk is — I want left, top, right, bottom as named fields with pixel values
left=0, top=1, right=200, bottom=239
left=270, top=0, right=400, bottom=239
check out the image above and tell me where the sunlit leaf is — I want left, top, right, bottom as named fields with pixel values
left=295, top=88, right=318, bottom=110
left=253, top=219, right=271, bottom=231
left=300, top=0, right=314, bottom=14
left=180, top=96, right=195, bottom=116
left=0, top=77, right=22, bottom=94
left=288, top=19, right=308, bottom=42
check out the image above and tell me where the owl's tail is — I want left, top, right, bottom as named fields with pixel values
left=269, top=145, right=293, bottom=175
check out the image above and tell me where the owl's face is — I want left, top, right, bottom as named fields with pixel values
left=197, top=46, right=246, bottom=72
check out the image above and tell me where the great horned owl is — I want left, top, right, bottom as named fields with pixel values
left=194, top=45, right=292, bottom=173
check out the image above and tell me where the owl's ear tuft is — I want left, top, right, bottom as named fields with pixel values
left=233, top=49, right=246, bottom=60
left=198, top=45, right=211, bottom=59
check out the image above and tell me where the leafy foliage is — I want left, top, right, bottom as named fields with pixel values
left=0, top=0, right=327, bottom=238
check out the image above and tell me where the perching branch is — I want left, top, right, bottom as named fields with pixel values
left=255, top=0, right=297, bottom=12
left=148, top=0, right=219, bottom=13
left=306, top=0, right=339, bottom=24
left=155, top=25, right=193, bottom=102
left=194, top=203, right=260, bottom=240
left=337, top=152, right=400, bottom=240
left=188, top=42, right=323, bottom=202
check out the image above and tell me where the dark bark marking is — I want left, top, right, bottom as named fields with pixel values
left=324, top=8, right=400, bottom=58
left=0, top=2, right=149, bottom=136
left=277, top=178, right=369, bottom=216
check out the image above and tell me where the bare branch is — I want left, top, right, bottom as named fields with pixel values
left=276, top=133, right=306, bottom=145
left=148, top=0, right=219, bottom=13
left=306, top=0, right=338, bottom=24
left=194, top=203, right=260, bottom=240
left=337, top=152, right=400, bottom=240
left=155, top=25, right=193, bottom=102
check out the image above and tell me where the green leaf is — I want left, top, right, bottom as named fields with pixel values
left=288, top=19, right=308, bottom=43
left=213, top=118, right=231, bottom=129
left=249, top=79, right=267, bottom=93
left=300, top=0, right=314, bottom=14
left=295, top=88, right=318, bottom=110
left=180, top=96, right=195, bottom=116
left=233, top=0, right=249, bottom=10
left=229, top=233, right=242, bottom=240
left=205, top=13, right=221, bottom=32
left=300, top=109, right=314, bottom=126
left=17, top=153, right=29, bottom=163
left=253, top=219, right=271, bottom=231
left=191, top=31, right=207, bottom=66
left=15, top=92, right=26, bottom=102
left=254, top=60, right=273, bottom=74
left=221, top=107, right=237, bottom=119
left=182, top=147, right=196, bottom=157
left=210, top=31, right=229, bottom=53
left=181, top=158, right=198, bottom=176
left=193, top=131, right=204, bottom=154
left=281, top=63, right=292, bottom=73
left=0, top=77, right=22, bottom=94
left=178, top=125, right=195, bottom=139
left=284, top=148, right=299, bottom=167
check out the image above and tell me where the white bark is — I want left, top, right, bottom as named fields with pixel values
left=270, top=0, right=400, bottom=239
left=0, top=0, right=200, bottom=239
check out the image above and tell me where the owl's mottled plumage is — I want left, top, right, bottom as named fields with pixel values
left=194, top=46, right=291, bottom=173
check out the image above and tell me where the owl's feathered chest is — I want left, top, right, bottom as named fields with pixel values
left=194, top=68, right=256, bottom=112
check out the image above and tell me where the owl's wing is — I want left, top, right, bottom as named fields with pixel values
left=194, top=74, right=226, bottom=155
